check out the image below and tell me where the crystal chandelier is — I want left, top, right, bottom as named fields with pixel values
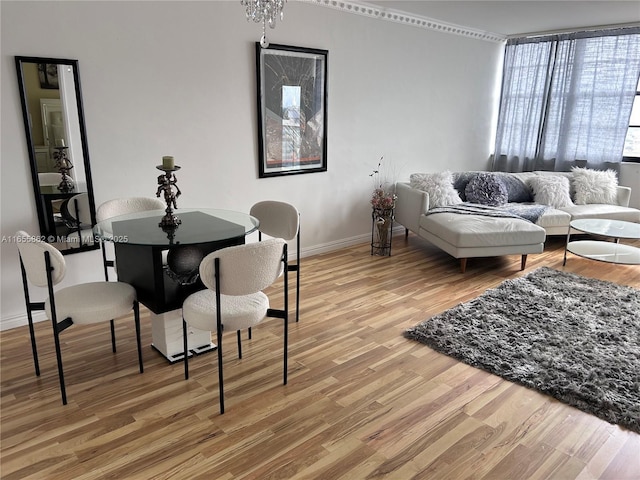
left=241, top=0, right=286, bottom=48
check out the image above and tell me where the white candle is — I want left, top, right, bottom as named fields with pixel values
left=162, top=156, right=175, bottom=169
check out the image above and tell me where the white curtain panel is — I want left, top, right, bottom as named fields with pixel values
left=493, top=27, right=640, bottom=173
left=493, top=41, right=552, bottom=171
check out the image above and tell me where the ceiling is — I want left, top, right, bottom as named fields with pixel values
left=364, top=1, right=640, bottom=37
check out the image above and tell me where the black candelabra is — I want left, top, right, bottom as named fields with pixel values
left=53, top=146, right=74, bottom=192
left=156, top=165, right=182, bottom=229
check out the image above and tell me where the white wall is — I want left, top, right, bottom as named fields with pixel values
left=0, top=1, right=503, bottom=329
left=620, top=162, right=640, bottom=209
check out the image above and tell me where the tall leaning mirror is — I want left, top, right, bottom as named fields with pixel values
left=15, top=56, right=98, bottom=254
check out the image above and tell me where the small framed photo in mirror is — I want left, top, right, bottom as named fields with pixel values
left=256, top=43, right=328, bottom=178
left=37, top=63, right=59, bottom=89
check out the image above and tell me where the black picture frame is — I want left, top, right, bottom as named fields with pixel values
left=256, top=43, right=328, bottom=178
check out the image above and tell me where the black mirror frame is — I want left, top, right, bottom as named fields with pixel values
left=15, top=56, right=98, bottom=254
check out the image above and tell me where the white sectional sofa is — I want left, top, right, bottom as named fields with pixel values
left=394, top=169, right=640, bottom=272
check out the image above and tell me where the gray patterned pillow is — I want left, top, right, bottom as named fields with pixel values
left=494, top=173, right=534, bottom=203
left=464, top=173, right=508, bottom=206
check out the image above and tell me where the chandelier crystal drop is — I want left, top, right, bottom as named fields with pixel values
left=241, top=0, right=286, bottom=48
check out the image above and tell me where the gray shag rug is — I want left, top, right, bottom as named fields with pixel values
left=404, top=267, right=640, bottom=433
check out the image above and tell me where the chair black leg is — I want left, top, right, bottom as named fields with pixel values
left=134, top=301, right=143, bottom=373
left=296, top=230, right=300, bottom=323
left=101, top=242, right=109, bottom=281
left=51, top=320, right=67, bottom=405
left=217, top=320, right=224, bottom=415
left=284, top=246, right=289, bottom=385
left=27, top=313, right=40, bottom=376
left=20, top=258, right=40, bottom=376
left=284, top=317, right=288, bottom=386
left=296, top=228, right=300, bottom=323
left=110, top=319, right=116, bottom=353
left=248, top=327, right=252, bottom=340
left=237, top=330, right=242, bottom=359
left=44, top=251, right=67, bottom=405
left=183, top=319, right=189, bottom=380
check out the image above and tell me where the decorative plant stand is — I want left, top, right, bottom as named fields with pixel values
left=371, top=207, right=394, bottom=256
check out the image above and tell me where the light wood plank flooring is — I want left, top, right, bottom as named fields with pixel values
left=2, top=234, right=639, bottom=479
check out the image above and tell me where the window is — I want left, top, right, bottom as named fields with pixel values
left=623, top=77, right=640, bottom=162
left=493, top=28, right=640, bottom=172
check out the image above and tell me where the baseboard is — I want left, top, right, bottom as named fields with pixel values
left=298, top=233, right=370, bottom=258
left=2, top=311, right=48, bottom=331
left=297, top=226, right=404, bottom=258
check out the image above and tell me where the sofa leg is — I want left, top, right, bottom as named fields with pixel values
left=460, top=258, right=467, bottom=273
left=405, top=228, right=409, bottom=238
left=521, top=255, right=527, bottom=270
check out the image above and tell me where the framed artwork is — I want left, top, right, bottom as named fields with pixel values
left=256, top=43, right=328, bottom=178
left=37, top=63, right=59, bottom=89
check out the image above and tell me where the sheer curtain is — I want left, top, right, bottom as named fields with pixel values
left=493, top=28, right=640, bottom=173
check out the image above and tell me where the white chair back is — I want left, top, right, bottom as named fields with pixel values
left=250, top=201, right=299, bottom=241
left=65, top=192, right=92, bottom=226
left=199, top=238, right=285, bottom=296
left=96, top=197, right=165, bottom=222
left=15, top=231, right=66, bottom=287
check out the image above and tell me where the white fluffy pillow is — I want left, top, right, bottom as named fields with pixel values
left=571, top=167, right=618, bottom=205
left=409, top=171, right=462, bottom=209
left=527, top=175, right=574, bottom=208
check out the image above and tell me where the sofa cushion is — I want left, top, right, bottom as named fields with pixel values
left=465, top=173, right=509, bottom=206
left=527, top=175, right=574, bottom=208
left=534, top=171, right=576, bottom=199
left=560, top=204, right=640, bottom=223
left=420, top=213, right=546, bottom=248
left=452, top=172, right=478, bottom=201
left=571, top=167, right=618, bottom=205
left=410, top=172, right=462, bottom=209
left=495, top=173, right=534, bottom=203
left=454, top=172, right=534, bottom=203
left=534, top=208, right=572, bottom=229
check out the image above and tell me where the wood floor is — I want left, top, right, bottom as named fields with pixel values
left=1, top=233, right=639, bottom=479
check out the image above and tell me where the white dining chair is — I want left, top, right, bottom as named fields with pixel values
left=16, top=230, right=143, bottom=405
left=181, top=238, right=289, bottom=414
left=62, top=192, right=95, bottom=249
left=38, top=172, right=73, bottom=217
left=250, top=200, right=300, bottom=323
left=96, top=197, right=165, bottom=280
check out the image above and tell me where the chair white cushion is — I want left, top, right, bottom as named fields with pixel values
left=199, top=239, right=285, bottom=295
left=65, top=229, right=96, bottom=249
left=183, top=290, right=269, bottom=332
left=96, top=197, right=165, bottom=222
left=45, top=282, right=136, bottom=325
left=250, top=201, right=299, bottom=241
left=16, top=231, right=66, bottom=286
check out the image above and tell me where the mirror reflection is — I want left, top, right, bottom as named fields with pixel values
left=15, top=57, right=97, bottom=254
